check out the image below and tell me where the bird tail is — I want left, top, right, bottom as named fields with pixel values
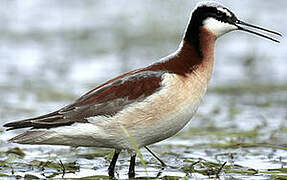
left=8, top=130, right=49, bottom=144
left=3, top=110, right=69, bottom=131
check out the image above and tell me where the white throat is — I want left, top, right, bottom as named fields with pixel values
left=203, top=17, right=237, bottom=37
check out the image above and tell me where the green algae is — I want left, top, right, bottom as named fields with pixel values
left=30, top=160, right=79, bottom=171
left=183, top=159, right=260, bottom=178
left=183, top=160, right=227, bottom=178
left=269, top=174, right=287, bottom=179
left=5, top=147, right=25, bottom=158
left=161, top=176, right=184, bottom=180
left=24, top=174, right=40, bottom=179
left=0, top=173, right=9, bottom=177
left=71, top=175, right=110, bottom=179
left=268, top=168, right=287, bottom=173
left=223, top=169, right=258, bottom=175
left=209, top=142, right=287, bottom=150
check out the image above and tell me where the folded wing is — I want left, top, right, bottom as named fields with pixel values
left=4, top=69, right=166, bottom=130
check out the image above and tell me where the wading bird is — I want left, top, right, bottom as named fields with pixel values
left=4, top=1, right=281, bottom=178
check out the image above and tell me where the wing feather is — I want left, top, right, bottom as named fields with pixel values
left=4, top=69, right=165, bottom=130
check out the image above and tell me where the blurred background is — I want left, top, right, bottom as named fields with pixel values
left=0, top=0, right=286, bottom=178
left=0, top=0, right=286, bottom=121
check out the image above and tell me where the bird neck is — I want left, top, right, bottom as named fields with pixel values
left=167, top=27, right=216, bottom=76
left=191, top=26, right=216, bottom=63
left=184, top=22, right=201, bottom=57
left=145, top=27, right=216, bottom=77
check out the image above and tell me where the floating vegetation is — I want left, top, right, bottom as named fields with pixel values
left=183, top=160, right=227, bottom=178
left=5, top=147, right=25, bottom=158
left=269, top=174, right=287, bottom=179
left=23, top=174, right=40, bottom=179
left=30, top=160, right=79, bottom=172
left=0, top=173, right=9, bottom=177
left=75, top=175, right=110, bottom=179
left=161, top=176, right=183, bottom=180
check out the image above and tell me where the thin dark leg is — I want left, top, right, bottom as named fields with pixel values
left=144, top=146, right=166, bottom=167
left=128, top=154, right=136, bottom=178
left=108, top=149, right=121, bottom=177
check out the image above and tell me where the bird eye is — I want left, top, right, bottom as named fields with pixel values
left=216, top=11, right=222, bottom=17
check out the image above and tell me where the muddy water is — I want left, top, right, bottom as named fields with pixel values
left=0, top=0, right=286, bottom=179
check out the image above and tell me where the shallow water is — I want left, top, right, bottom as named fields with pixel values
left=0, top=0, right=287, bottom=179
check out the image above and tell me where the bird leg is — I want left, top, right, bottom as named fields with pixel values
left=108, top=149, right=121, bottom=177
left=144, top=146, right=166, bottom=167
left=128, top=154, right=136, bottom=178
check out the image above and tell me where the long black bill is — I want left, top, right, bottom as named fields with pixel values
left=236, top=20, right=282, bottom=43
